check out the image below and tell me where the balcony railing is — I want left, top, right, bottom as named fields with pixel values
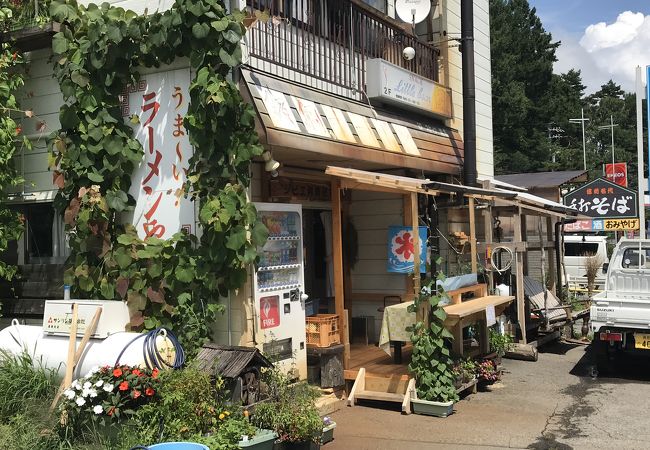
left=246, top=0, right=439, bottom=100
left=0, top=0, right=50, bottom=32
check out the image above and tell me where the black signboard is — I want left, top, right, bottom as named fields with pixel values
left=563, top=177, right=638, bottom=219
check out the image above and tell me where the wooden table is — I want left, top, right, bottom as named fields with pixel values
left=443, top=295, right=515, bottom=356
left=379, top=294, right=515, bottom=359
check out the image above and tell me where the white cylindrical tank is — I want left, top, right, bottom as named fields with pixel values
left=0, top=324, right=173, bottom=378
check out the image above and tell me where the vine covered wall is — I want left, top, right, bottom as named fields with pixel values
left=0, top=43, right=28, bottom=282
left=48, top=0, right=267, bottom=354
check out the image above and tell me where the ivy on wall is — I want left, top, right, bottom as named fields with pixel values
left=49, top=0, right=267, bottom=354
left=0, top=43, right=28, bottom=282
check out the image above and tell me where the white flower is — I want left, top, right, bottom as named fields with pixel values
left=75, top=397, right=86, bottom=407
left=71, top=380, right=81, bottom=390
left=63, top=389, right=75, bottom=400
left=103, top=383, right=114, bottom=393
left=95, top=380, right=104, bottom=388
left=82, top=388, right=91, bottom=398
left=83, top=381, right=92, bottom=389
left=89, top=389, right=98, bottom=398
left=93, top=405, right=103, bottom=415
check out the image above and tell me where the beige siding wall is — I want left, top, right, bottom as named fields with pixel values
left=348, top=190, right=406, bottom=342
left=442, top=0, right=494, bottom=178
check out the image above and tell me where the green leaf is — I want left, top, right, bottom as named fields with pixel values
left=87, top=171, right=104, bottom=183
left=100, top=278, right=115, bottom=299
left=114, top=248, right=132, bottom=269
left=59, top=106, right=80, bottom=129
left=222, top=29, right=241, bottom=44
left=106, top=190, right=128, bottom=211
left=52, top=32, right=68, bottom=54
left=225, top=227, right=246, bottom=250
left=175, top=265, right=195, bottom=283
left=433, top=307, right=447, bottom=322
left=127, top=291, right=147, bottom=311
left=71, top=71, right=90, bottom=88
left=219, top=48, right=238, bottom=67
left=192, top=22, right=210, bottom=39
left=211, top=19, right=228, bottom=31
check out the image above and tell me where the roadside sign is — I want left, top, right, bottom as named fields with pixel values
left=563, top=177, right=638, bottom=219
left=604, top=163, right=628, bottom=187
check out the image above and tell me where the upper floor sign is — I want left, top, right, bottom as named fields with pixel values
left=366, top=59, right=452, bottom=120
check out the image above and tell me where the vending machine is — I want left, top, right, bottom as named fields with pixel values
left=253, top=203, right=308, bottom=379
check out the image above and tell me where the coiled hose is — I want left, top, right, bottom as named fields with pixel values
left=114, top=327, right=186, bottom=370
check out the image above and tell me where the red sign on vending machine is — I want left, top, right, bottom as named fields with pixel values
left=605, top=163, right=628, bottom=187
left=260, top=295, right=280, bottom=329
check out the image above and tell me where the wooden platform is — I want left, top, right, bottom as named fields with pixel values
left=344, top=343, right=411, bottom=381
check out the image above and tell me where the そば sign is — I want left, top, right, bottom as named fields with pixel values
left=563, top=178, right=637, bottom=220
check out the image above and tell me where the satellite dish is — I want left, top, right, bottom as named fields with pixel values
left=395, top=0, right=431, bottom=25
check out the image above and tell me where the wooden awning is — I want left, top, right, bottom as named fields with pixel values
left=240, top=69, right=463, bottom=175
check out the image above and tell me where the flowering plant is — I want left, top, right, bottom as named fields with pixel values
left=60, top=364, right=160, bottom=427
left=476, top=359, right=499, bottom=383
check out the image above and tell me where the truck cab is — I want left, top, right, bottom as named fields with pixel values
left=563, top=234, right=608, bottom=291
left=591, top=239, right=650, bottom=373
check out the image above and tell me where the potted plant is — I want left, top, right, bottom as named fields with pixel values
left=408, top=274, right=459, bottom=417
left=320, top=417, right=336, bottom=445
left=452, top=358, right=477, bottom=389
left=488, top=328, right=514, bottom=364
left=476, top=359, right=500, bottom=390
left=238, top=428, right=278, bottom=450
left=252, top=368, right=322, bottom=450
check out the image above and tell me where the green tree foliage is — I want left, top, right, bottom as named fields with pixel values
left=490, top=0, right=559, bottom=173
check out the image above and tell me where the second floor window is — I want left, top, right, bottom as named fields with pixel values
left=361, top=0, right=387, bottom=14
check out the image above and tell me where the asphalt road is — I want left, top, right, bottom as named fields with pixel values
left=327, top=342, right=650, bottom=450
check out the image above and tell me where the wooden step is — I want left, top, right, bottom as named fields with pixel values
left=347, top=367, right=416, bottom=414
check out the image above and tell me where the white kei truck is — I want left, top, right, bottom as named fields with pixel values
left=591, top=238, right=650, bottom=373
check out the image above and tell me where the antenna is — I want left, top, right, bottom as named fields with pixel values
left=395, top=0, right=431, bottom=26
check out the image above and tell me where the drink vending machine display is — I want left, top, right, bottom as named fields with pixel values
left=252, top=203, right=307, bottom=379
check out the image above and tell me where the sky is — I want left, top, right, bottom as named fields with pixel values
left=528, top=0, right=650, bottom=94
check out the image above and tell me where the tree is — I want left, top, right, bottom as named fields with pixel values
left=490, top=0, right=560, bottom=174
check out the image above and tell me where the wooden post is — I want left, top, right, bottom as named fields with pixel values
left=403, top=195, right=414, bottom=294
left=331, top=179, right=349, bottom=368
left=63, top=303, right=78, bottom=389
left=482, top=205, right=494, bottom=291
left=410, top=193, right=425, bottom=325
left=513, top=208, right=527, bottom=343
left=469, top=196, right=478, bottom=274
left=546, top=216, right=557, bottom=292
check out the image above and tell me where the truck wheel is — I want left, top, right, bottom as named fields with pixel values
left=594, top=338, right=609, bottom=376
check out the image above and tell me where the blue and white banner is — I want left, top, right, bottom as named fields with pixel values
left=387, top=226, right=427, bottom=273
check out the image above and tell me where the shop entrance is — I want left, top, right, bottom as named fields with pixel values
left=301, top=209, right=333, bottom=315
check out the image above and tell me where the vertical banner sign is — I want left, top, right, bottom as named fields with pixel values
left=387, top=226, right=427, bottom=273
left=604, top=162, right=628, bottom=187
left=125, top=69, right=194, bottom=240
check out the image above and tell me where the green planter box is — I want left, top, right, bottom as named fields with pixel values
left=239, top=429, right=278, bottom=450
left=411, top=397, right=454, bottom=417
left=320, top=422, right=336, bottom=445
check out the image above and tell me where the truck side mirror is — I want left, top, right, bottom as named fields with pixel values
left=602, top=262, right=609, bottom=273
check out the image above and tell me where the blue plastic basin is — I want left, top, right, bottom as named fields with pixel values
left=148, top=443, right=209, bottom=450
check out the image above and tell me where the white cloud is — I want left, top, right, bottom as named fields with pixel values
left=580, top=11, right=645, bottom=51
left=574, top=11, right=650, bottom=93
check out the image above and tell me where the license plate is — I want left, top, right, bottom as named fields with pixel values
left=634, top=333, right=650, bottom=349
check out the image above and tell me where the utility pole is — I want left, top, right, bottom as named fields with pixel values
left=598, top=115, right=619, bottom=183
left=569, top=108, right=589, bottom=171
left=637, top=66, right=647, bottom=239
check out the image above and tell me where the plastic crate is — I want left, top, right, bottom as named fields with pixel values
left=306, top=314, right=340, bottom=348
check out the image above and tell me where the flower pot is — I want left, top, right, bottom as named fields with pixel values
left=239, top=429, right=278, bottom=450
left=410, top=397, right=454, bottom=417
left=273, top=441, right=320, bottom=450
left=320, top=422, right=336, bottom=445
left=148, top=443, right=209, bottom=450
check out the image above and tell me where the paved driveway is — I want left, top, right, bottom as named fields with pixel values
left=327, top=342, right=650, bottom=449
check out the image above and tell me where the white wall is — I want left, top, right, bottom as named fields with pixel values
left=442, top=0, right=494, bottom=178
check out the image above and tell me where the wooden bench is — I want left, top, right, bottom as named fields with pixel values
left=442, top=284, right=515, bottom=357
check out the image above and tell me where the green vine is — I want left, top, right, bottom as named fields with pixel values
left=49, top=0, right=267, bottom=354
left=0, top=43, right=28, bottom=282
left=408, top=269, right=459, bottom=403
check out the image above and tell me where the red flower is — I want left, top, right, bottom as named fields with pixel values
left=113, top=368, right=123, bottom=377
left=107, top=406, right=116, bottom=416
left=132, top=389, right=141, bottom=399
left=145, top=387, right=155, bottom=397
left=12, top=52, right=17, bottom=61
left=15, top=126, right=21, bottom=136
left=119, top=381, right=129, bottom=391
left=152, top=368, right=159, bottom=379
left=132, top=369, right=142, bottom=377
